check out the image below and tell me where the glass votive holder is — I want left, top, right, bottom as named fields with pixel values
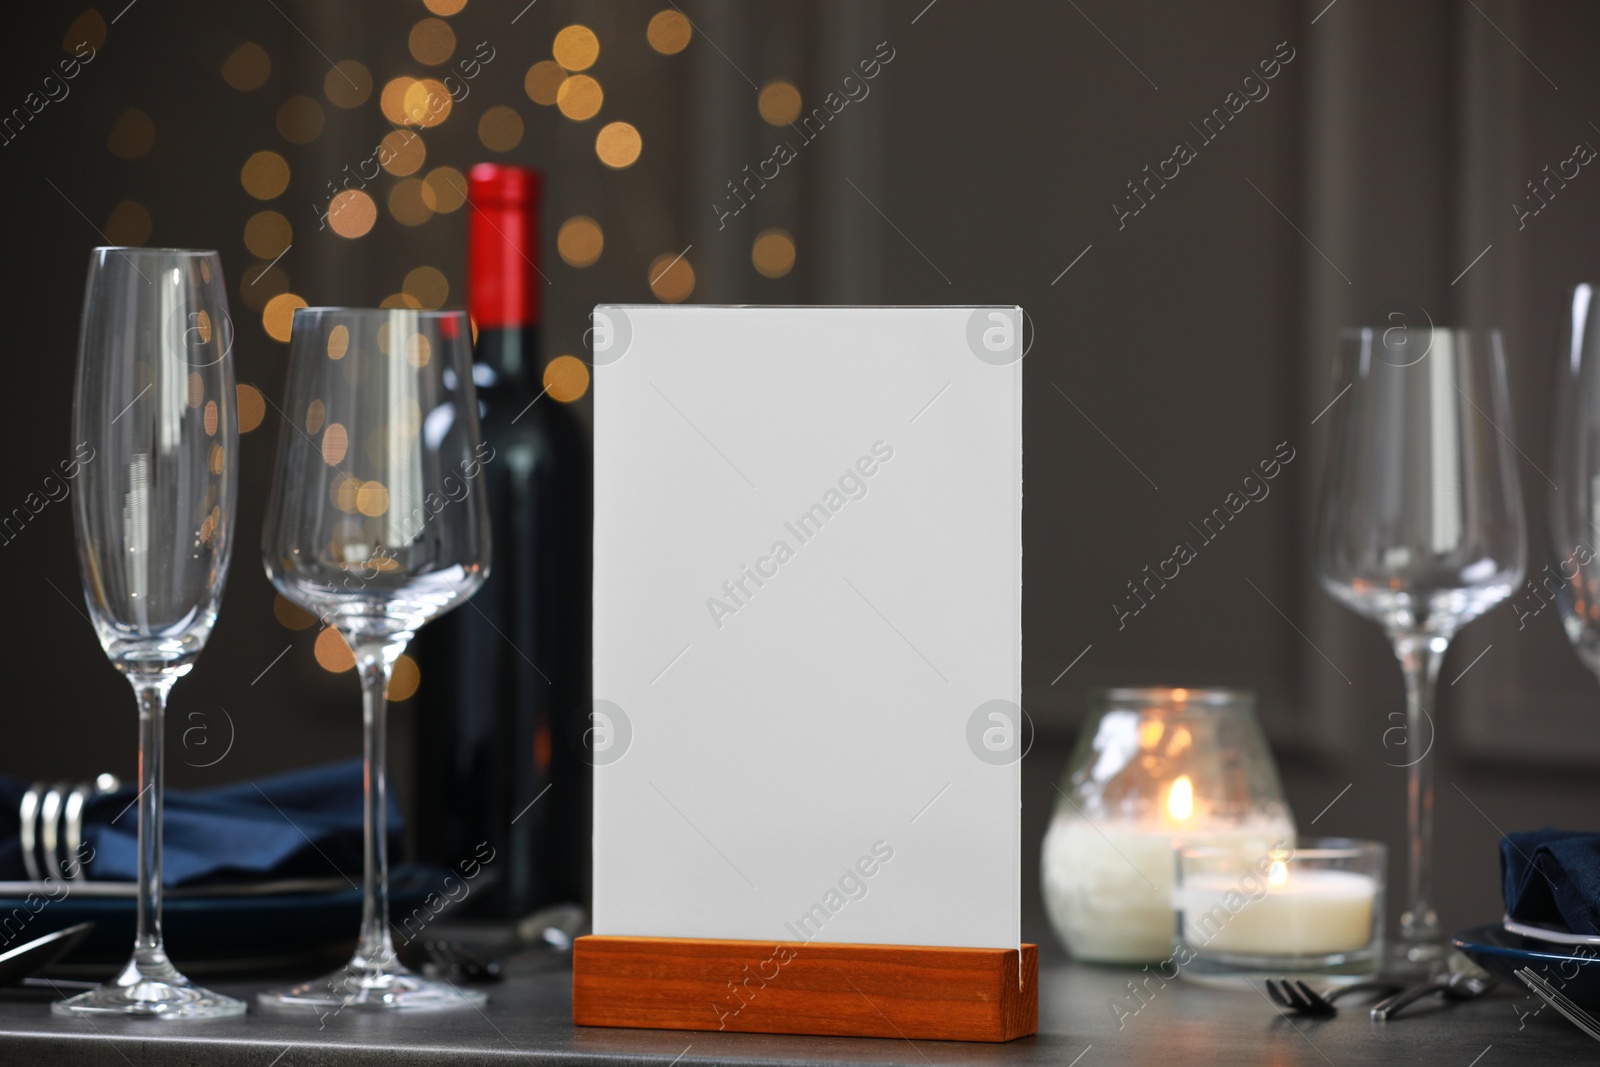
left=1041, top=687, right=1296, bottom=964
left=1173, top=837, right=1386, bottom=987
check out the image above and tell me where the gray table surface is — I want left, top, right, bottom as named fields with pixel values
left=0, top=960, right=1587, bottom=1066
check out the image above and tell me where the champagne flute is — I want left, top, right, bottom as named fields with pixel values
left=1315, top=326, right=1526, bottom=974
left=1551, top=286, right=1600, bottom=681
left=60, top=247, right=245, bottom=1018
left=260, top=308, right=490, bottom=1010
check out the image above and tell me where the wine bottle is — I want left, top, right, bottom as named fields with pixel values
left=410, top=163, right=591, bottom=917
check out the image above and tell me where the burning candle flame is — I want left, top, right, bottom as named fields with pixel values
left=1166, top=775, right=1194, bottom=821
left=1268, top=859, right=1288, bottom=887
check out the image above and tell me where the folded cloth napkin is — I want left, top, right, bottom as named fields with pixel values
left=0, top=759, right=400, bottom=888
left=1502, top=828, right=1600, bottom=937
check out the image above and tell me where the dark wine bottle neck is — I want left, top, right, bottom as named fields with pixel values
left=476, top=324, right=541, bottom=390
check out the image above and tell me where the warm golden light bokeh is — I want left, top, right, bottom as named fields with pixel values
left=326, top=326, right=349, bottom=362
left=274, top=594, right=317, bottom=630
left=387, top=655, right=421, bottom=700
left=388, top=179, right=435, bottom=226
left=325, top=60, right=373, bottom=108
left=403, top=266, right=449, bottom=309
left=752, top=228, right=796, bottom=278
left=380, top=293, right=423, bottom=310
left=409, top=18, right=457, bottom=65
left=276, top=96, right=325, bottom=144
left=327, top=189, right=377, bottom=238
left=556, top=75, right=603, bottom=121
left=595, top=121, right=641, bottom=168
left=64, top=9, right=107, bottom=53
left=524, top=60, right=564, bottom=106
left=557, top=216, right=604, bottom=267
left=553, top=25, right=600, bottom=71
left=649, top=251, right=695, bottom=303
left=405, top=334, right=433, bottom=368
left=423, top=0, right=467, bottom=13
left=321, top=423, right=349, bottom=467
left=422, top=167, right=468, bottom=212
left=647, top=10, right=692, bottom=54
left=186, top=371, right=204, bottom=409
left=241, top=150, right=290, bottom=200
left=236, top=384, right=266, bottom=433
left=543, top=355, right=590, bottom=402
left=262, top=293, right=307, bottom=343
left=404, top=78, right=453, bottom=126
left=204, top=402, right=219, bottom=438
left=478, top=106, right=524, bottom=152
left=380, top=76, right=418, bottom=123
left=104, top=200, right=152, bottom=246
left=221, top=43, right=271, bottom=91
left=306, top=398, right=327, bottom=434
left=106, top=108, right=155, bottom=160
left=357, top=481, right=389, bottom=517
left=380, top=130, right=426, bottom=176
left=315, top=626, right=356, bottom=672
left=244, top=211, right=292, bottom=259
left=758, top=80, right=802, bottom=125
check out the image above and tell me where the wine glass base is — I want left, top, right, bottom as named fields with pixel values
left=51, top=959, right=246, bottom=1019
left=258, top=963, right=486, bottom=1012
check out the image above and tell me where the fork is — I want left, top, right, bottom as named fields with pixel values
left=1369, top=971, right=1495, bottom=1020
left=1265, top=978, right=1401, bottom=1016
left=1516, top=966, right=1600, bottom=1041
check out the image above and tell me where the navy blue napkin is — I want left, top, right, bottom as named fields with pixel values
left=1501, top=828, right=1600, bottom=936
left=0, top=759, right=400, bottom=888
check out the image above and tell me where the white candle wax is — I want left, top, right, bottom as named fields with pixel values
left=1178, top=868, right=1376, bottom=956
left=1041, top=814, right=1293, bottom=964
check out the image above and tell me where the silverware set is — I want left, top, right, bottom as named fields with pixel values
left=16, top=775, right=119, bottom=883
left=1266, top=970, right=1494, bottom=1020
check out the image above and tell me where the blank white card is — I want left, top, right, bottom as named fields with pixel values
left=591, top=306, right=1022, bottom=949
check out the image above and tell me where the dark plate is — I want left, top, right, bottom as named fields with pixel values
left=0, top=864, right=448, bottom=977
left=1453, top=923, right=1600, bottom=1008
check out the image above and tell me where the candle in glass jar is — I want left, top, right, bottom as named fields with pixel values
left=1041, top=775, right=1294, bottom=963
left=1177, top=860, right=1377, bottom=956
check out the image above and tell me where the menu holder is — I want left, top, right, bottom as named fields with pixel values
left=581, top=306, right=1028, bottom=1042
left=572, top=936, right=1037, bottom=1042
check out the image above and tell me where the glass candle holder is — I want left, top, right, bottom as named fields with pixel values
left=1041, top=688, right=1295, bottom=964
left=1174, top=837, right=1386, bottom=986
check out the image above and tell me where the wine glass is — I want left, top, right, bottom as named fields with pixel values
left=1315, top=325, right=1526, bottom=974
left=59, top=247, right=245, bottom=1018
left=260, top=308, right=490, bottom=1010
left=1551, top=285, right=1600, bottom=681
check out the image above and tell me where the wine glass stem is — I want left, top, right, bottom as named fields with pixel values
left=352, top=638, right=404, bottom=972
left=131, top=678, right=173, bottom=966
left=1395, top=636, right=1444, bottom=956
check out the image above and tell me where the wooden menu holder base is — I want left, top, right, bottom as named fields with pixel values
left=572, top=935, right=1037, bottom=1043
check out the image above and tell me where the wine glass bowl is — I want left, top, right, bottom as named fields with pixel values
left=1551, top=285, right=1600, bottom=678
left=1315, top=326, right=1526, bottom=973
left=1317, top=328, right=1526, bottom=640
left=260, top=307, right=490, bottom=1011
left=59, top=247, right=245, bottom=1018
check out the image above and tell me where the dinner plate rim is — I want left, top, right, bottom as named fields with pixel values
left=1454, top=922, right=1600, bottom=964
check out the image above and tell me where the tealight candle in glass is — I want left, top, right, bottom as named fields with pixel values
left=1174, top=838, right=1386, bottom=985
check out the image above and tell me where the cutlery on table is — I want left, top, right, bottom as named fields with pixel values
left=1264, top=978, right=1401, bottom=1017
left=1515, top=966, right=1600, bottom=1042
left=0, top=923, right=96, bottom=991
left=1369, top=971, right=1495, bottom=1020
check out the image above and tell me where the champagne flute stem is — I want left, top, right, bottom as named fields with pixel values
left=351, top=637, right=405, bottom=973
left=130, top=678, right=173, bottom=967
left=1394, top=635, right=1445, bottom=961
